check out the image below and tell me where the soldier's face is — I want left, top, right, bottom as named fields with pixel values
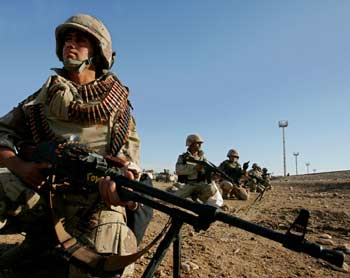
left=189, top=142, right=202, bottom=152
left=63, top=30, right=95, bottom=62
left=229, top=155, right=239, bottom=162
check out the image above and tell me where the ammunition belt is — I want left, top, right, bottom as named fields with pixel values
left=27, top=75, right=131, bottom=155
left=110, top=105, right=131, bottom=156
left=27, top=104, right=62, bottom=143
left=67, top=75, right=129, bottom=125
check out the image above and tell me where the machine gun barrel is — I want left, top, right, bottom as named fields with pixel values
left=109, top=173, right=345, bottom=268
left=215, top=211, right=344, bottom=268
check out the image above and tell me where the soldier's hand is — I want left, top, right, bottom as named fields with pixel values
left=98, top=176, right=122, bottom=206
left=212, top=173, right=221, bottom=181
left=13, top=160, right=51, bottom=190
left=0, top=148, right=52, bottom=190
left=98, top=172, right=139, bottom=210
left=243, top=161, right=250, bottom=171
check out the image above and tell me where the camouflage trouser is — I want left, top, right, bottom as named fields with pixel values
left=172, top=181, right=217, bottom=203
left=0, top=168, right=136, bottom=278
left=219, top=180, right=249, bottom=200
left=247, top=178, right=258, bottom=192
left=219, top=180, right=234, bottom=199
left=247, top=179, right=268, bottom=193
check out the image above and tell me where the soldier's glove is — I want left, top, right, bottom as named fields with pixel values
left=243, top=161, right=250, bottom=171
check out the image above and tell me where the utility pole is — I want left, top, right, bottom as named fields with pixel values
left=278, top=120, right=288, bottom=176
left=293, top=152, right=299, bottom=175
left=306, top=162, right=310, bottom=174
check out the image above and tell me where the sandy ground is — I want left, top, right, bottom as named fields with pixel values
left=0, top=171, right=349, bottom=277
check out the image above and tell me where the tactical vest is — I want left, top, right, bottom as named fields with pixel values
left=220, top=160, right=242, bottom=184
left=177, top=152, right=206, bottom=183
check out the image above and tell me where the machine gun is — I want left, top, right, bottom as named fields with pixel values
left=33, top=141, right=345, bottom=277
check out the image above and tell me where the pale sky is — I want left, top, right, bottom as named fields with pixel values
left=1, top=1, right=350, bottom=175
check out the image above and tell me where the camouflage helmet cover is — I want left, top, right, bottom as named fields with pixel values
left=227, top=149, right=239, bottom=158
left=186, top=134, right=204, bottom=146
left=55, top=14, right=114, bottom=70
left=252, top=163, right=260, bottom=169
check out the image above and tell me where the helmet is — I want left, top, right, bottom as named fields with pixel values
left=55, top=14, right=114, bottom=70
left=262, top=167, right=268, bottom=173
left=252, top=163, right=259, bottom=169
left=227, top=149, right=239, bottom=158
left=186, top=134, right=204, bottom=146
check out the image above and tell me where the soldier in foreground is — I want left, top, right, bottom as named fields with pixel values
left=173, top=134, right=222, bottom=206
left=0, top=14, right=152, bottom=277
left=218, top=149, right=249, bottom=200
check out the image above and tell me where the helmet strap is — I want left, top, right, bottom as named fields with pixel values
left=109, top=52, right=116, bottom=69
left=63, top=57, right=95, bottom=73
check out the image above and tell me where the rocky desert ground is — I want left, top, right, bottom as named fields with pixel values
left=0, top=171, right=349, bottom=278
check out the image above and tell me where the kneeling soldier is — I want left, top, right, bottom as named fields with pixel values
left=174, top=134, right=218, bottom=204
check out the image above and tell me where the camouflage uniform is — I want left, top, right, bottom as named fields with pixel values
left=261, top=168, right=272, bottom=191
left=174, top=151, right=217, bottom=204
left=0, top=14, right=151, bottom=278
left=247, top=164, right=263, bottom=192
left=218, top=160, right=249, bottom=200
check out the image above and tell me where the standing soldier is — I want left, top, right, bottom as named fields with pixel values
left=218, top=149, right=249, bottom=200
left=174, top=134, right=220, bottom=206
left=0, top=14, right=152, bottom=277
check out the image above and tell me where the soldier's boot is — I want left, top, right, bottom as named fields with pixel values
left=230, top=187, right=249, bottom=201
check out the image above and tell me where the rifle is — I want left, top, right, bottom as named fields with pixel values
left=32, top=141, right=345, bottom=277
left=184, top=156, right=242, bottom=186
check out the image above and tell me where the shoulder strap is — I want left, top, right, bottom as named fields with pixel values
left=49, top=189, right=166, bottom=274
